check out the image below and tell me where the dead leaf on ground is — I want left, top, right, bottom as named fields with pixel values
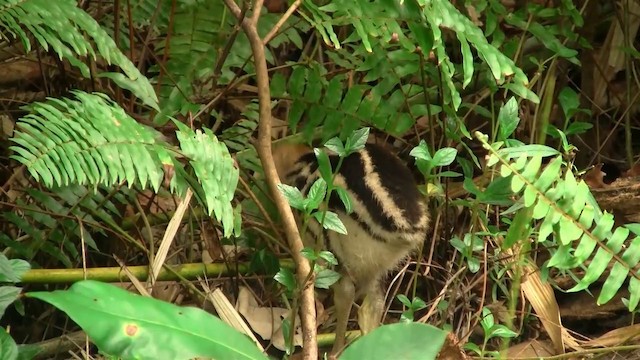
left=584, top=164, right=608, bottom=189
left=436, top=332, right=469, bottom=360
left=236, top=286, right=302, bottom=351
left=584, top=323, right=640, bottom=347
left=507, top=339, right=555, bottom=358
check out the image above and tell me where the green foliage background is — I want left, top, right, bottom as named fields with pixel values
left=1, top=0, right=639, bottom=359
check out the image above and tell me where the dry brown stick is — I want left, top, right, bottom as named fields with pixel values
left=221, top=1, right=318, bottom=359
left=251, top=0, right=264, bottom=25
left=262, top=0, right=303, bottom=45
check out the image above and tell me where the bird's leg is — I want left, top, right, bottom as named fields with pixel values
left=357, top=283, right=384, bottom=335
left=331, top=275, right=355, bottom=354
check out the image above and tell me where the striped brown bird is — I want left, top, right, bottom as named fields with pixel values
left=273, top=141, right=429, bottom=354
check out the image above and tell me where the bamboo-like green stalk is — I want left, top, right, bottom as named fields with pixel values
left=20, top=259, right=295, bottom=284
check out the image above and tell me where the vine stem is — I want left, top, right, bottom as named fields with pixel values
left=222, top=1, right=318, bottom=359
left=263, top=0, right=303, bottom=45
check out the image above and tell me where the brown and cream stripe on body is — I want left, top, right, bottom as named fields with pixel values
left=273, top=142, right=429, bottom=354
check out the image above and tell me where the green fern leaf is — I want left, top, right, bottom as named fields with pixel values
left=1, top=0, right=158, bottom=109
left=282, top=65, right=423, bottom=141
left=477, top=130, right=640, bottom=311
left=175, top=122, right=239, bottom=237
left=10, top=91, right=165, bottom=190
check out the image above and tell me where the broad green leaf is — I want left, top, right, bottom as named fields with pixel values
left=335, top=187, right=353, bottom=214
left=410, top=141, right=431, bottom=161
left=0, top=286, right=21, bottom=319
left=463, top=342, right=482, bottom=356
left=0, top=255, right=30, bottom=283
left=315, top=268, right=340, bottom=289
left=558, top=87, right=580, bottom=120
left=397, top=294, right=412, bottom=308
left=325, top=138, right=345, bottom=157
left=0, top=330, right=18, bottom=360
left=487, top=325, right=518, bottom=339
left=300, top=248, right=318, bottom=262
left=410, top=297, right=427, bottom=310
left=439, top=171, right=462, bottom=178
left=313, top=210, right=347, bottom=235
left=315, top=148, right=333, bottom=183
left=505, top=16, right=578, bottom=60
left=27, top=281, right=266, bottom=360
left=306, top=178, right=327, bottom=212
left=498, top=97, right=519, bottom=140
left=277, top=184, right=305, bottom=211
left=565, top=121, right=593, bottom=136
left=480, top=307, right=495, bottom=331
left=17, top=343, right=41, bottom=360
left=467, top=257, right=481, bottom=273
left=318, top=250, right=338, bottom=266
left=339, top=323, right=447, bottom=360
left=432, top=147, right=457, bottom=167
left=346, top=127, right=370, bottom=154
left=503, top=208, right=532, bottom=249
left=275, top=268, right=296, bottom=293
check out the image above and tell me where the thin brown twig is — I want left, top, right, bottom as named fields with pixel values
left=221, top=1, right=318, bottom=358
left=251, top=0, right=264, bottom=25
left=263, top=0, right=303, bottom=45
left=237, top=175, right=283, bottom=251
left=417, top=266, right=467, bottom=324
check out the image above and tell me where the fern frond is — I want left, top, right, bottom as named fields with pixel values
left=3, top=185, right=125, bottom=265
left=151, top=3, right=306, bottom=125
left=101, top=0, right=171, bottom=50
left=221, top=117, right=258, bottom=153
left=301, top=0, right=538, bottom=109
left=152, top=1, right=227, bottom=124
left=477, top=132, right=640, bottom=311
left=0, top=0, right=158, bottom=109
left=174, top=122, right=239, bottom=237
left=11, top=91, right=240, bottom=238
left=274, top=65, right=418, bottom=142
left=10, top=91, right=166, bottom=191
